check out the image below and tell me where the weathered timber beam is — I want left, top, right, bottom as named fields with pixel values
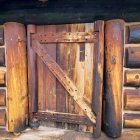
left=0, top=89, right=6, bottom=106
left=0, top=109, right=6, bottom=126
left=124, top=70, right=140, bottom=87
left=124, top=113, right=140, bottom=128
left=103, top=19, right=124, bottom=138
left=0, top=27, right=4, bottom=46
left=0, top=48, right=5, bottom=66
left=32, top=32, right=98, bottom=43
left=0, top=68, right=5, bottom=86
left=92, top=20, right=104, bottom=138
left=125, top=47, right=140, bottom=68
left=127, top=25, right=140, bottom=43
left=0, top=10, right=140, bottom=25
left=34, top=111, right=93, bottom=126
left=124, top=89, right=140, bottom=111
left=32, top=39, right=96, bottom=124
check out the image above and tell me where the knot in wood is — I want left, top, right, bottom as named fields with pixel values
left=112, top=55, right=116, bottom=64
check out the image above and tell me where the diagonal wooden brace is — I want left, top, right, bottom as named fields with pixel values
left=32, top=39, right=96, bottom=124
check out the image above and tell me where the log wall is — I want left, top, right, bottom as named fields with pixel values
left=123, top=22, right=140, bottom=130
left=0, top=26, right=6, bottom=131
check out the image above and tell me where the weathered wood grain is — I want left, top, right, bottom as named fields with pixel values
left=34, top=111, right=93, bottom=126
left=32, top=31, right=97, bottom=43
left=0, top=27, right=4, bottom=46
left=0, top=89, right=6, bottom=106
left=56, top=25, right=68, bottom=128
left=124, top=89, right=140, bottom=111
left=0, top=109, right=6, bottom=126
left=124, top=70, right=140, bottom=87
left=0, top=48, right=5, bottom=66
left=27, top=25, right=37, bottom=115
left=103, top=19, right=124, bottom=138
left=128, top=25, right=140, bottom=43
left=32, top=39, right=96, bottom=124
left=126, top=47, right=140, bottom=68
left=37, top=25, right=56, bottom=127
left=0, top=69, right=5, bottom=86
left=92, top=20, right=104, bottom=138
left=5, top=22, right=28, bottom=132
left=124, top=113, right=140, bottom=128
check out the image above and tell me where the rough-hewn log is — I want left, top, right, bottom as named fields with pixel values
left=0, top=48, right=5, bottom=66
left=34, top=111, right=93, bottom=126
left=124, top=113, right=140, bottom=128
left=128, top=25, right=140, bottom=43
left=0, top=89, right=6, bottom=106
left=124, top=89, right=140, bottom=111
left=0, top=68, right=5, bottom=86
left=5, top=22, right=28, bottom=132
left=124, top=70, right=140, bottom=87
left=126, top=47, right=140, bottom=68
left=103, top=19, right=124, bottom=138
left=0, top=109, right=6, bottom=126
left=92, top=20, right=104, bottom=138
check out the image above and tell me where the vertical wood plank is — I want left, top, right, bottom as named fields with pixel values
left=36, top=26, right=46, bottom=111
left=27, top=24, right=37, bottom=122
left=92, top=20, right=104, bottom=137
left=5, top=22, right=28, bottom=132
left=56, top=25, right=68, bottom=128
left=44, top=25, right=56, bottom=112
left=103, top=19, right=124, bottom=138
left=67, top=23, right=85, bottom=130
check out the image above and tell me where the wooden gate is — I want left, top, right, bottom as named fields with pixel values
left=27, top=21, right=104, bottom=137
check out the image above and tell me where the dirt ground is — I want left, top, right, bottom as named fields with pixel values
left=0, top=126, right=140, bottom=140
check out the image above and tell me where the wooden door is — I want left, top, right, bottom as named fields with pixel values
left=103, top=19, right=140, bottom=138
left=27, top=21, right=104, bottom=137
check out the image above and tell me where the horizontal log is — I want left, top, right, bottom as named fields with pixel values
left=0, top=89, right=6, bottom=106
left=0, top=48, right=5, bottom=66
left=124, top=113, right=140, bottom=128
left=0, top=109, right=6, bottom=126
left=0, top=27, right=4, bottom=46
left=128, top=25, right=140, bottom=43
left=124, top=70, right=140, bottom=87
left=124, top=89, right=140, bottom=111
left=34, top=111, right=93, bottom=126
left=126, top=47, right=140, bottom=68
left=32, top=32, right=98, bottom=43
left=0, top=69, right=5, bottom=86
